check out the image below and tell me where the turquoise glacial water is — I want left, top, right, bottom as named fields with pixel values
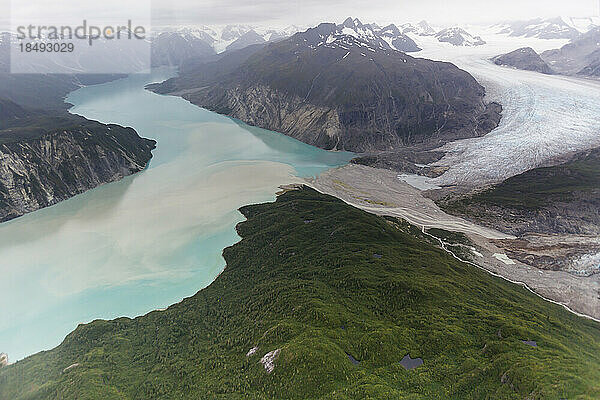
left=0, top=69, right=353, bottom=362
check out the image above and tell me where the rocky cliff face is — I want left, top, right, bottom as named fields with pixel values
left=184, top=80, right=499, bottom=153
left=0, top=353, right=7, bottom=368
left=153, top=22, right=501, bottom=155
left=193, top=84, right=343, bottom=149
left=0, top=121, right=155, bottom=222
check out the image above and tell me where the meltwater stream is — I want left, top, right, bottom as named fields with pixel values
left=0, top=69, right=353, bottom=361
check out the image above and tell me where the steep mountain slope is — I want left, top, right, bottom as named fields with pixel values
left=541, top=27, right=600, bottom=76
left=0, top=111, right=156, bottom=222
left=226, top=30, right=266, bottom=52
left=377, top=23, right=421, bottom=52
left=1, top=187, right=599, bottom=399
left=150, top=20, right=500, bottom=155
left=439, top=147, right=600, bottom=237
left=0, top=98, right=31, bottom=121
left=401, top=20, right=436, bottom=36
left=579, top=49, right=600, bottom=76
left=492, top=47, right=554, bottom=74
left=435, top=27, right=486, bottom=46
left=0, top=73, right=81, bottom=111
left=151, top=31, right=216, bottom=66
left=0, top=40, right=156, bottom=221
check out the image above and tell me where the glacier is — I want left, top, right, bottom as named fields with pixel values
left=411, top=33, right=600, bottom=186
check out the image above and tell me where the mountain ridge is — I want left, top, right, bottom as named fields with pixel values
left=0, top=112, right=156, bottom=222
left=496, top=17, right=583, bottom=40
left=0, top=40, right=157, bottom=222
left=492, top=47, right=554, bottom=74
left=1, top=187, right=598, bottom=399
left=150, top=18, right=501, bottom=163
left=492, top=28, right=600, bottom=78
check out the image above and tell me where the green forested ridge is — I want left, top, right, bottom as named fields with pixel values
left=1, top=187, right=599, bottom=399
left=444, top=149, right=600, bottom=210
left=439, top=148, right=600, bottom=235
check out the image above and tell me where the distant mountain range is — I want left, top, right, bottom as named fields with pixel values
left=435, top=27, right=486, bottom=46
left=149, top=24, right=303, bottom=67
left=401, top=20, right=437, bottom=36
left=151, top=31, right=216, bottom=67
left=151, top=19, right=490, bottom=64
left=493, top=27, right=600, bottom=78
left=153, top=24, right=303, bottom=54
left=542, top=27, right=600, bottom=76
left=495, top=16, right=599, bottom=40
left=1, top=32, right=150, bottom=75
left=0, top=35, right=156, bottom=222
left=150, top=17, right=501, bottom=163
left=317, top=17, right=422, bottom=53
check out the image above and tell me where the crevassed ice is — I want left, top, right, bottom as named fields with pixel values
left=415, top=35, right=600, bottom=186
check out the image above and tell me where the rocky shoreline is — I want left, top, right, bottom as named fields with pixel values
left=0, top=119, right=156, bottom=222
left=149, top=20, right=503, bottom=168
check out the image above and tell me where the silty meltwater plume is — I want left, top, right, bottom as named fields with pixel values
left=0, top=68, right=353, bottom=361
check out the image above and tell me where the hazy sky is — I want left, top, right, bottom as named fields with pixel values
left=2, top=0, right=599, bottom=29
left=150, top=0, right=600, bottom=27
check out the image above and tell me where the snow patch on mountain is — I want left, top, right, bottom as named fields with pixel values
left=435, top=27, right=486, bottom=47
left=495, top=17, right=582, bottom=40
left=316, top=17, right=421, bottom=53
left=155, top=24, right=304, bottom=53
left=563, top=16, right=600, bottom=33
left=401, top=20, right=437, bottom=36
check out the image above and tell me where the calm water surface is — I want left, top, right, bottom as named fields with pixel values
left=0, top=69, right=352, bottom=361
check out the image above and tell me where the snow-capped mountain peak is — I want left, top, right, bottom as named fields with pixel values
left=154, top=24, right=304, bottom=54
left=495, top=17, right=581, bottom=40
left=381, top=24, right=402, bottom=36
left=320, top=17, right=421, bottom=53
left=342, top=17, right=365, bottom=30
left=401, top=20, right=436, bottom=36
left=435, top=27, right=486, bottom=46
left=221, top=24, right=253, bottom=41
left=416, top=20, right=436, bottom=36
left=562, top=16, right=600, bottom=33
left=174, top=26, right=217, bottom=45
